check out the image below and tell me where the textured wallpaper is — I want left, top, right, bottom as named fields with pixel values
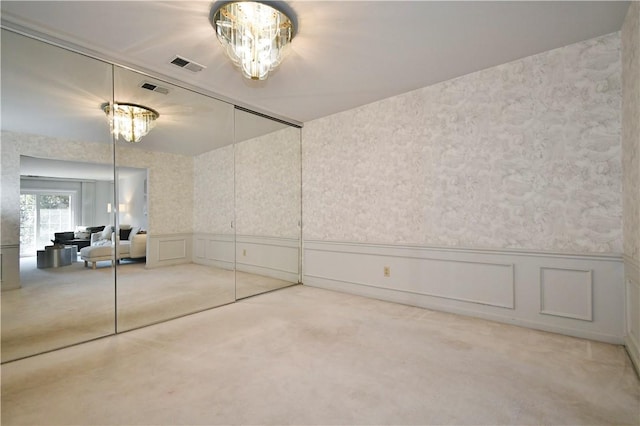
left=1, top=131, right=194, bottom=245
left=303, top=33, right=622, bottom=254
left=622, top=2, right=640, bottom=263
left=235, top=126, right=301, bottom=238
left=115, top=145, right=193, bottom=235
left=193, top=144, right=234, bottom=234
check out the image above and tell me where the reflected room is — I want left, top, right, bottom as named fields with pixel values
left=112, top=66, right=238, bottom=331
left=0, top=30, right=116, bottom=362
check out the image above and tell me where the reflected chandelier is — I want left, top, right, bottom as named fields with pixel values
left=102, top=102, right=159, bottom=143
left=211, top=1, right=296, bottom=80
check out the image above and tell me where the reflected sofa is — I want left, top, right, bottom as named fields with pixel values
left=79, top=225, right=147, bottom=269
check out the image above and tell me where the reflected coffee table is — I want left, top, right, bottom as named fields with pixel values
left=36, top=245, right=77, bottom=269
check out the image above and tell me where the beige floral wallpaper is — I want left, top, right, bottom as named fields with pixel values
left=115, top=145, right=193, bottom=235
left=235, top=126, right=301, bottom=238
left=193, top=144, right=234, bottom=234
left=622, top=1, right=640, bottom=263
left=303, top=32, right=622, bottom=253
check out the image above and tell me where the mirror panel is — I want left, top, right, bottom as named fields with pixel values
left=0, top=28, right=302, bottom=362
left=1, top=30, right=116, bottom=362
left=112, top=66, right=236, bottom=331
left=234, top=109, right=301, bottom=299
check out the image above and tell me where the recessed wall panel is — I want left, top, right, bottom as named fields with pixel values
left=539, top=267, right=593, bottom=321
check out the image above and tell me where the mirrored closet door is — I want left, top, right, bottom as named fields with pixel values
left=112, top=66, right=236, bottom=331
left=233, top=108, right=302, bottom=299
left=0, top=30, right=116, bottom=362
left=0, top=29, right=303, bottom=363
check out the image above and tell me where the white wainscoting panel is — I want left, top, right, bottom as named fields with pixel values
left=625, top=256, right=640, bottom=372
left=193, top=233, right=234, bottom=270
left=0, top=244, right=20, bottom=290
left=304, top=240, right=625, bottom=344
left=160, top=240, right=186, bottom=260
left=236, top=235, right=300, bottom=283
left=540, top=268, right=593, bottom=321
left=146, top=234, right=192, bottom=268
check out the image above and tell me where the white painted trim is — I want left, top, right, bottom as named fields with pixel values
left=304, top=240, right=625, bottom=344
left=146, top=233, right=192, bottom=268
left=539, top=267, right=593, bottom=321
left=236, top=234, right=300, bottom=247
left=304, top=239, right=623, bottom=262
left=305, top=262, right=515, bottom=310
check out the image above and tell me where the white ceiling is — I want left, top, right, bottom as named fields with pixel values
left=0, top=1, right=630, bottom=124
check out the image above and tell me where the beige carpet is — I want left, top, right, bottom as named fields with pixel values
left=2, top=257, right=294, bottom=362
left=1, top=285, right=638, bottom=425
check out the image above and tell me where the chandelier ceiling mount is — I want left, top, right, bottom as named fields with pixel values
left=102, top=102, right=159, bottom=143
left=210, top=1, right=296, bottom=81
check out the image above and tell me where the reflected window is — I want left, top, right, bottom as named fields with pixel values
left=20, top=192, right=73, bottom=256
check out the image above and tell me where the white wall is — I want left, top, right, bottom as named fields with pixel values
left=302, top=32, right=625, bottom=343
left=118, top=170, right=147, bottom=229
left=622, top=1, right=640, bottom=371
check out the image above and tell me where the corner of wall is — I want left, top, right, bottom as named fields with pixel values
left=622, top=0, right=640, bottom=371
left=624, top=256, right=640, bottom=373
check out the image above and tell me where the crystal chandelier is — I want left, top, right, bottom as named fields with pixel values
left=211, top=1, right=295, bottom=80
left=102, top=102, right=159, bottom=143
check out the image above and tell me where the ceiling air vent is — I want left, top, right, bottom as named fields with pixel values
left=170, top=55, right=206, bottom=72
left=140, top=82, right=169, bottom=95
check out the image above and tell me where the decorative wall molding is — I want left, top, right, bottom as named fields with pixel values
left=146, top=233, right=192, bottom=268
left=304, top=240, right=625, bottom=344
left=303, top=240, right=623, bottom=262
left=540, top=267, right=593, bottom=321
